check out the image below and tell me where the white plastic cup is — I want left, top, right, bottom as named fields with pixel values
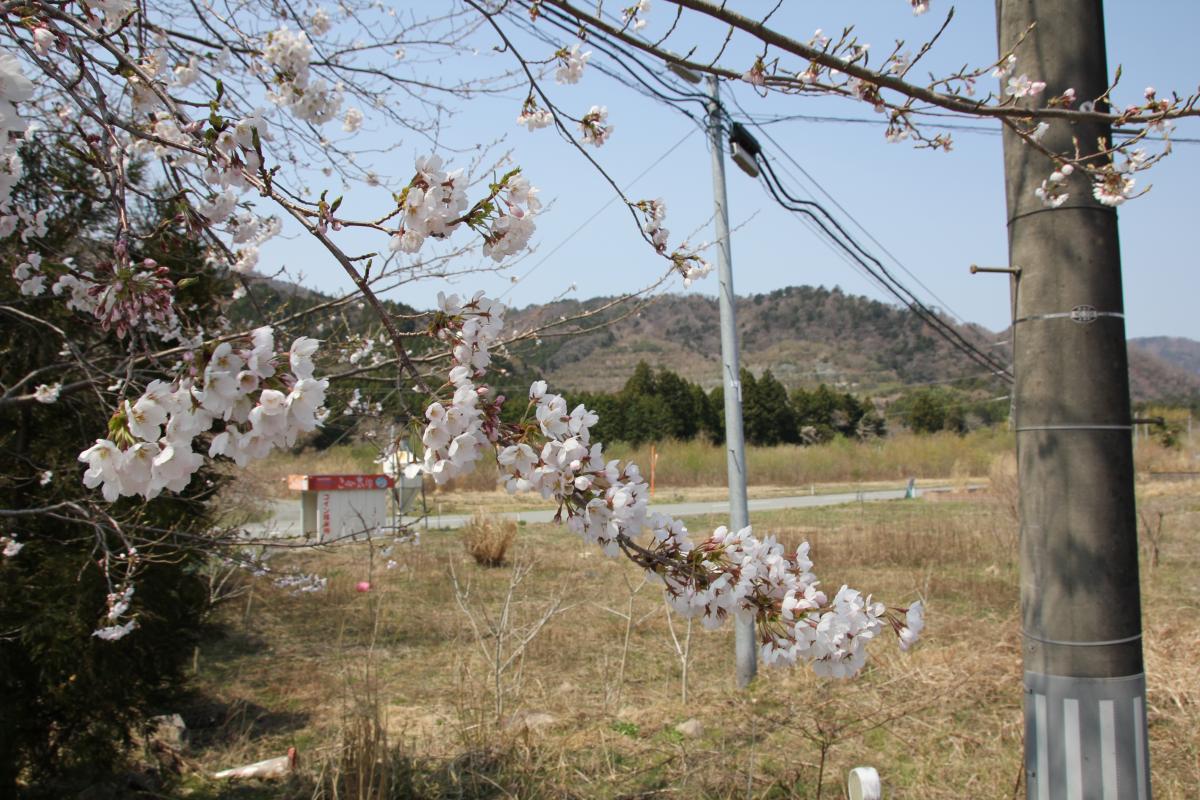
left=847, top=766, right=882, bottom=800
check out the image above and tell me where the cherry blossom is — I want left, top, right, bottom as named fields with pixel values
left=580, top=105, right=613, bottom=147
left=1093, top=171, right=1136, bottom=206
left=1, top=534, right=23, bottom=557
left=34, top=382, right=61, bottom=404
left=554, top=44, right=590, bottom=85
left=1034, top=163, right=1073, bottom=209
left=407, top=294, right=923, bottom=678
left=623, top=1, right=651, bottom=31
left=79, top=329, right=329, bottom=500
left=1006, top=74, right=1047, bottom=99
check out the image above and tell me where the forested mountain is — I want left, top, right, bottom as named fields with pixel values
left=232, top=278, right=1200, bottom=406
left=504, top=286, right=1200, bottom=405
left=1130, top=337, right=1200, bottom=376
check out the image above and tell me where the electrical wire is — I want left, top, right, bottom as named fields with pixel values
left=499, top=12, right=1012, bottom=382
left=728, top=94, right=972, bottom=328
left=732, top=111, right=1200, bottom=144
left=753, top=152, right=1012, bottom=381
left=499, top=126, right=698, bottom=299
left=508, top=1, right=711, bottom=128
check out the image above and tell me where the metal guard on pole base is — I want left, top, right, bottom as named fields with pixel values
left=1024, top=672, right=1151, bottom=800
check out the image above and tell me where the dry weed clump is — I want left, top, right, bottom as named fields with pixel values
left=462, top=511, right=517, bottom=567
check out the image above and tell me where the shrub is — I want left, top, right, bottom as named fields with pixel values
left=462, top=512, right=517, bottom=567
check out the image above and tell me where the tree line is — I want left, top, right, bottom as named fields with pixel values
left=552, top=361, right=886, bottom=447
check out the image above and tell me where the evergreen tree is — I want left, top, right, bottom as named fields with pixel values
left=693, top=383, right=722, bottom=444
left=622, top=360, right=657, bottom=398
left=707, top=386, right=726, bottom=445
left=0, top=143, right=223, bottom=792
left=655, top=368, right=699, bottom=440
left=905, top=389, right=949, bottom=434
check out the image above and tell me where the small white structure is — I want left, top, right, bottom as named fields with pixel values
left=847, top=766, right=881, bottom=800
left=287, top=474, right=393, bottom=541
left=377, top=444, right=424, bottom=515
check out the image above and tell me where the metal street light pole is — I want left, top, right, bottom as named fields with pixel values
left=707, top=74, right=756, bottom=689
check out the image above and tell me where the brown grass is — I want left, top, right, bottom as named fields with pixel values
left=178, top=477, right=1200, bottom=799
left=461, top=511, right=517, bottom=567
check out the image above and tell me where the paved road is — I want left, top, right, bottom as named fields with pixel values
left=243, top=484, right=979, bottom=538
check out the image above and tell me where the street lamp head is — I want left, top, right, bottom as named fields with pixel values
left=730, top=141, right=760, bottom=178
left=729, top=123, right=762, bottom=178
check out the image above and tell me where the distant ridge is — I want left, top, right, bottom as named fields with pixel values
left=505, top=287, right=1200, bottom=405
left=235, top=278, right=1200, bottom=405
left=1130, top=337, right=1200, bottom=376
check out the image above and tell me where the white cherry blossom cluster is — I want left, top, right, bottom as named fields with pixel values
left=386, top=157, right=540, bottom=263
left=12, top=252, right=44, bottom=296
left=92, top=585, right=137, bottom=641
left=517, top=96, right=554, bottom=131
left=51, top=267, right=100, bottom=314
left=343, top=387, right=382, bottom=416
left=622, top=1, right=651, bottom=31
left=555, top=44, right=590, bottom=85
left=80, top=0, right=135, bottom=31
left=484, top=174, right=540, bottom=261
left=1034, top=163, right=1073, bottom=209
left=34, top=383, right=61, bottom=403
left=517, top=106, right=553, bottom=131
left=346, top=335, right=384, bottom=366
left=636, top=198, right=669, bottom=253
left=310, top=7, right=333, bottom=36
left=1091, top=147, right=1149, bottom=207
left=580, top=105, right=613, bottom=147
left=6, top=244, right=187, bottom=341
left=407, top=292, right=507, bottom=485
left=409, top=296, right=923, bottom=678
left=262, top=28, right=344, bottom=125
left=389, top=154, right=470, bottom=254
left=1, top=533, right=23, bottom=557
left=0, top=205, right=48, bottom=243
left=79, top=328, right=329, bottom=500
left=1006, top=74, right=1047, bottom=100
left=1093, top=169, right=1137, bottom=207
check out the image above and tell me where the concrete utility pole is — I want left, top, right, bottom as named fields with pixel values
left=997, top=2, right=1150, bottom=797
left=707, top=74, right=756, bottom=688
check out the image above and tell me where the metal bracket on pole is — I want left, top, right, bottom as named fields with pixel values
left=969, top=264, right=1023, bottom=329
left=970, top=264, right=1022, bottom=276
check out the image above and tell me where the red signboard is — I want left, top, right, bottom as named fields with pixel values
left=287, top=474, right=394, bottom=492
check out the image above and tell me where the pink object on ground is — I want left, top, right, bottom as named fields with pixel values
left=355, top=581, right=371, bottom=593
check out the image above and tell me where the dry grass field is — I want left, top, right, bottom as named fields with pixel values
left=177, top=463, right=1200, bottom=799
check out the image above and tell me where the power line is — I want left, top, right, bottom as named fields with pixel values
left=499, top=127, right=697, bottom=299
left=732, top=111, right=1200, bottom=144
left=509, top=1, right=710, bottom=128
left=729, top=95, right=973, bottom=328
left=753, top=150, right=1012, bottom=382
left=499, top=14, right=1012, bottom=381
